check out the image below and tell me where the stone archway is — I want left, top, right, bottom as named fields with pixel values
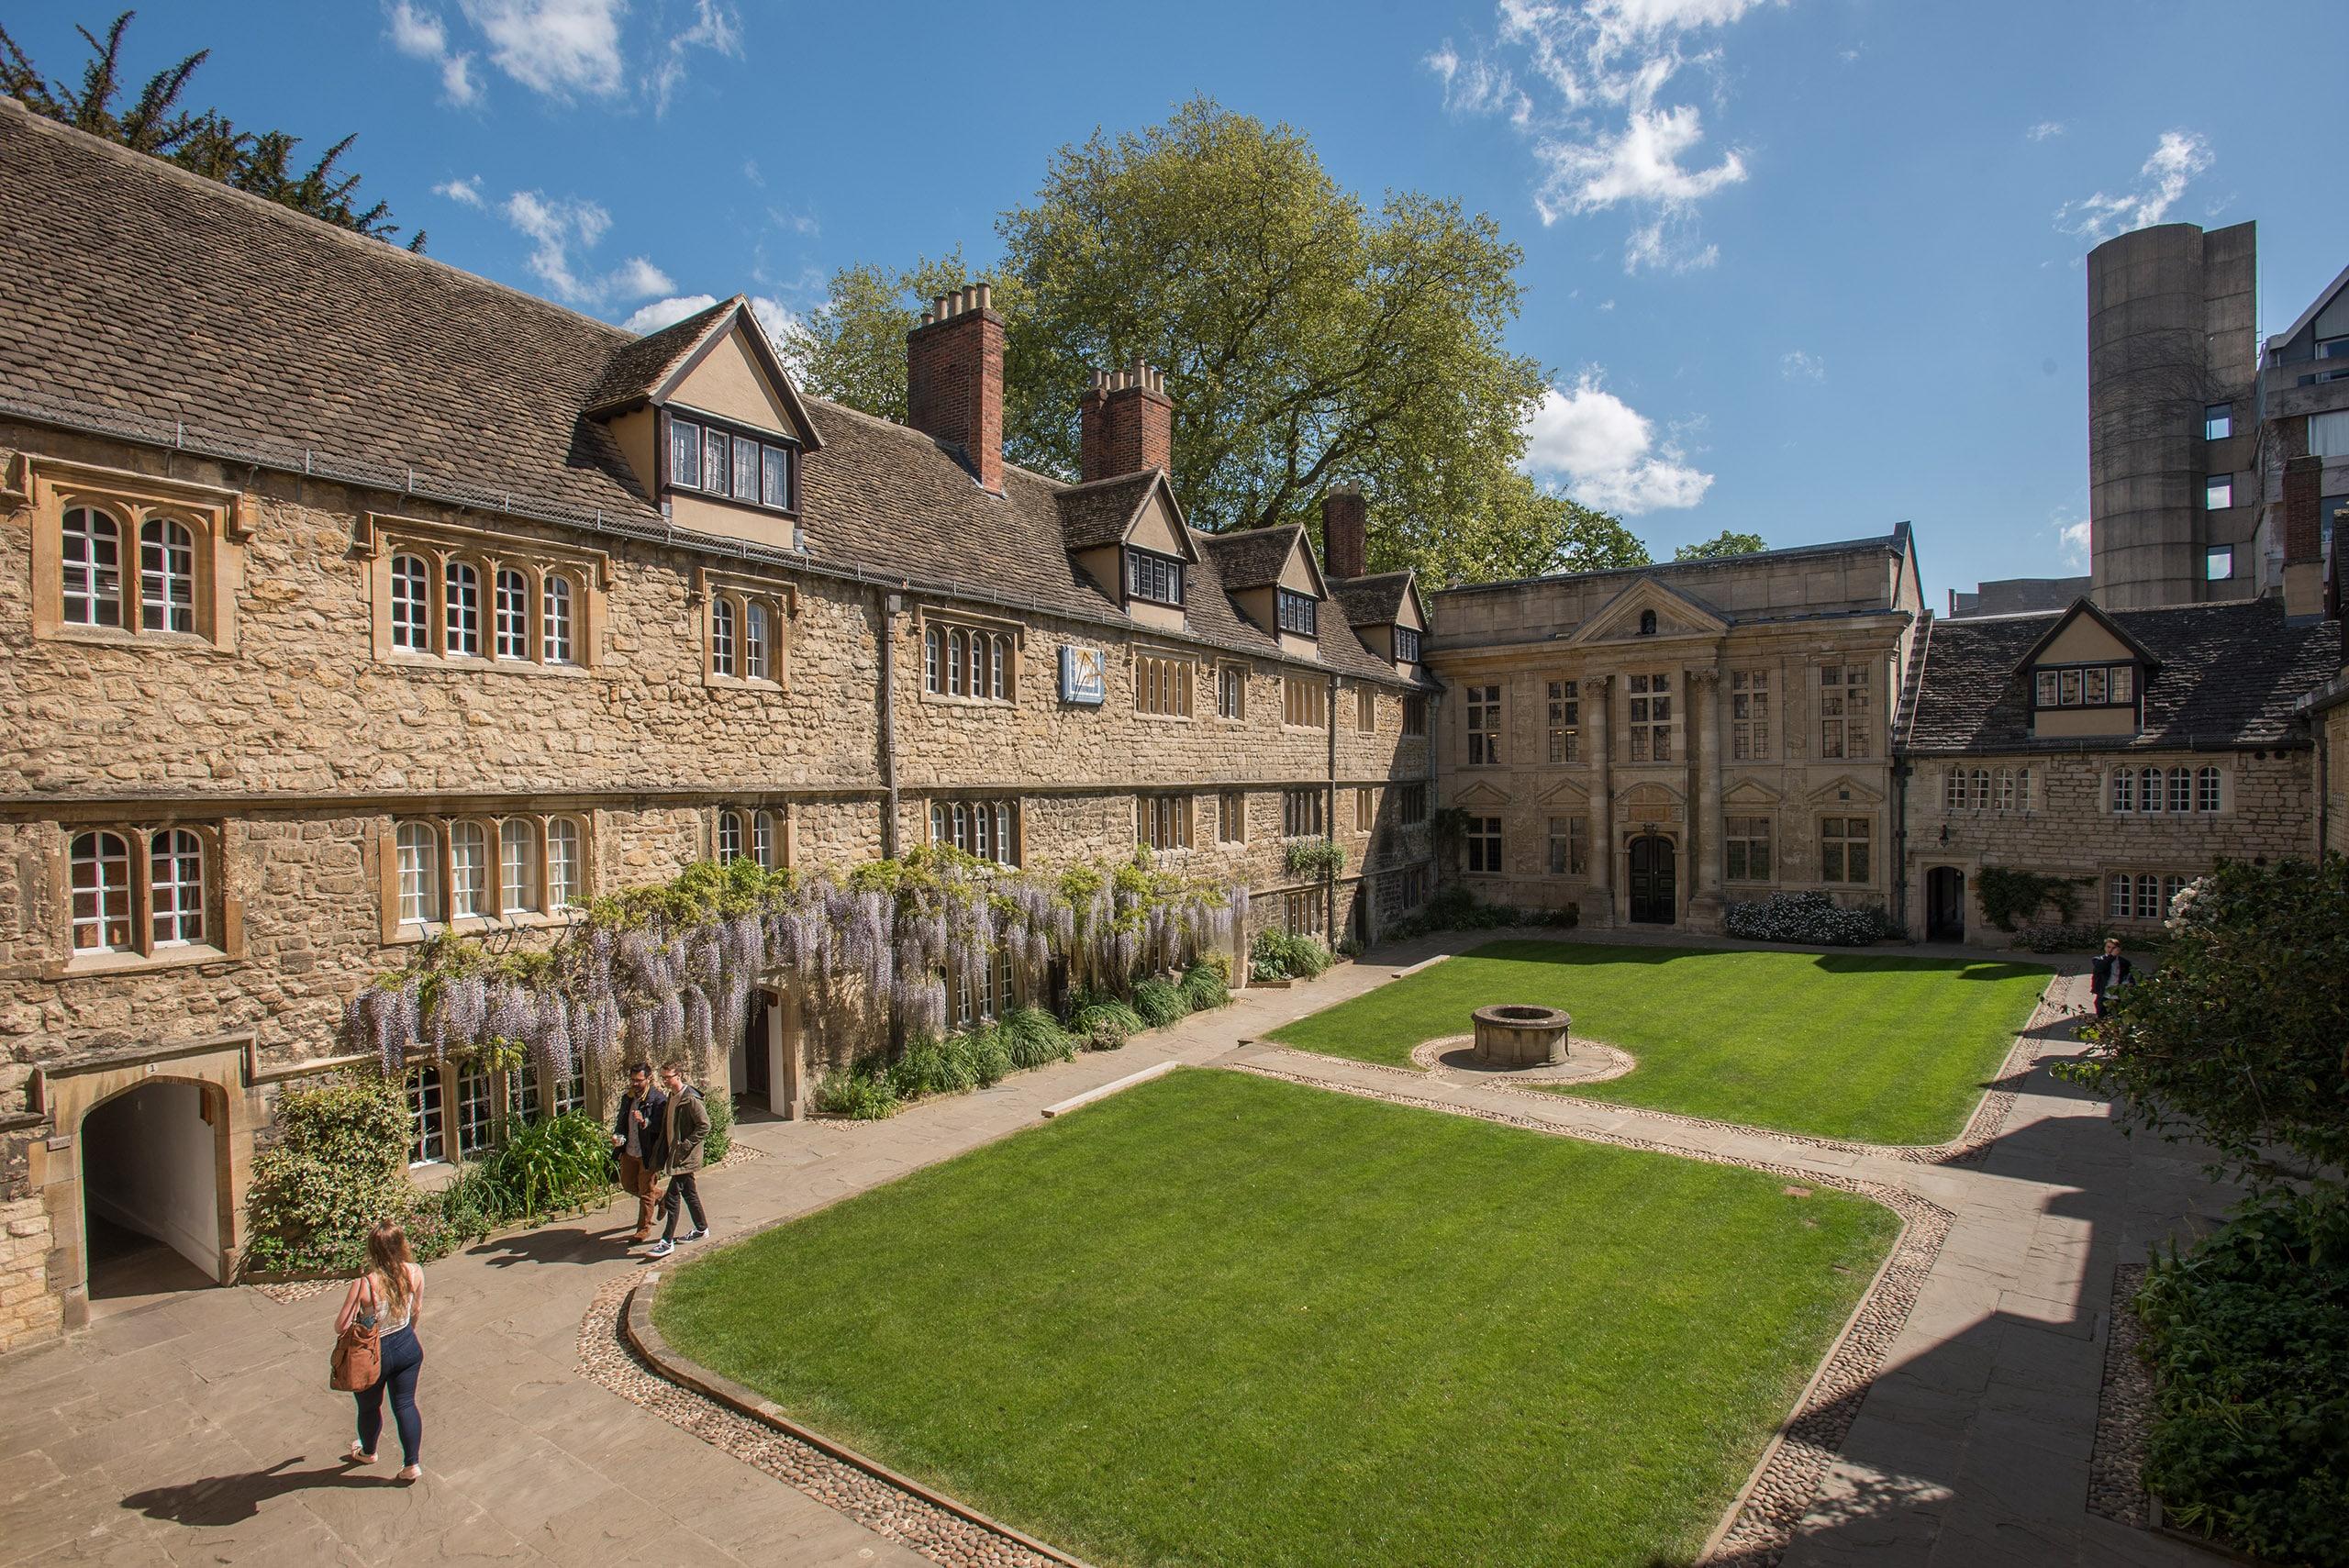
left=79, top=1078, right=227, bottom=1301
left=1627, top=834, right=1677, bottom=924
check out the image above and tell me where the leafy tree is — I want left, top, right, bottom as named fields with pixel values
left=2056, top=855, right=2349, bottom=1191
left=0, top=11, right=420, bottom=249
left=1674, top=528, right=1767, bottom=561
left=796, top=100, right=1570, bottom=585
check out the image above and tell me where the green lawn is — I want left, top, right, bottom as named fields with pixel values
left=1267, top=940, right=2048, bottom=1145
left=656, top=1069, right=1899, bottom=1568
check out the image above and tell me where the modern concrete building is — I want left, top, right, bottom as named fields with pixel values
left=2254, top=261, right=2349, bottom=618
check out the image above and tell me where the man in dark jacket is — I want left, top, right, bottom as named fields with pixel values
left=608, top=1062, right=665, bottom=1243
left=2089, top=937, right=2134, bottom=1018
left=644, top=1062, right=710, bottom=1259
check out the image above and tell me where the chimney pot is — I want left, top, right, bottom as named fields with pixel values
left=907, top=284, right=1006, bottom=494
left=1078, top=357, right=1173, bottom=483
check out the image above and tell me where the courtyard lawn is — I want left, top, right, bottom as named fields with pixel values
left=655, top=1069, right=1899, bottom=1568
left=1267, top=940, right=2048, bottom=1146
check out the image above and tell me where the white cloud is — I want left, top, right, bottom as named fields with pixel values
left=1518, top=375, right=1713, bottom=514
left=2056, top=129, right=2212, bottom=244
left=460, top=0, right=626, bottom=100
left=622, top=293, right=718, bottom=334
left=1433, top=0, right=1771, bottom=272
left=608, top=256, right=674, bottom=297
left=2027, top=119, right=2065, bottom=142
left=385, top=2, right=481, bottom=105
left=502, top=190, right=676, bottom=307
left=441, top=51, right=482, bottom=104
left=1780, top=348, right=1824, bottom=381
left=653, top=0, right=742, bottom=117
left=2054, top=509, right=2090, bottom=569
left=432, top=174, right=485, bottom=206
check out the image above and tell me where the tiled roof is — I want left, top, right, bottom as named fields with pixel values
left=0, top=99, right=1420, bottom=688
left=1898, top=598, right=2339, bottom=753
left=585, top=298, right=732, bottom=414
left=1203, top=526, right=1304, bottom=591
left=1334, top=572, right=1411, bottom=627
left=1055, top=471, right=1163, bottom=550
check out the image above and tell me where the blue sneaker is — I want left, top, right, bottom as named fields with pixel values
left=644, top=1239, right=674, bottom=1259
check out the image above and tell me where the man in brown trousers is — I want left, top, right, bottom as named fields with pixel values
left=608, top=1062, right=665, bottom=1243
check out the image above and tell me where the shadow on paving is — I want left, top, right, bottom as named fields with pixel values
left=1776, top=1040, right=2239, bottom=1568
left=121, top=1457, right=397, bottom=1527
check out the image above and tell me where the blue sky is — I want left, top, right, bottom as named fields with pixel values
left=15, top=2, right=2347, bottom=606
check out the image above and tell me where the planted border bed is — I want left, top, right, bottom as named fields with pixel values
left=653, top=1069, right=1899, bottom=1568
left=1266, top=940, right=2049, bottom=1146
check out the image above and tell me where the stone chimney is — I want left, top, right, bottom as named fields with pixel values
left=2283, top=453, right=2324, bottom=617
left=907, top=284, right=1004, bottom=494
left=1078, top=360, right=1172, bottom=483
left=1321, top=486, right=1367, bottom=581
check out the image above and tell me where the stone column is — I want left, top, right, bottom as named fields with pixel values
left=1689, top=664, right=1725, bottom=931
left=1587, top=673, right=1613, bottom=924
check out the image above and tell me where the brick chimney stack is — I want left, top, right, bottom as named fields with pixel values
left=907, top=284, right=1004, bottom=495
left=1078, top=360, right=1172, bottom=482
left=1321, top=486, right=1367, bottom=581
left=2281, top=453, right=2324, bottom=618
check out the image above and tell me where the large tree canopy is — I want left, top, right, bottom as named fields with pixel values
left=1675, top=529, right=1767, bottom=561
left=793, top=100, right=1631, bottom=587
left=0, top=11, right=419, bottom=248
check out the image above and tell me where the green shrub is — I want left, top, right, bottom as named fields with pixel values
left=1177, top=960, right=1230, bottom=1013
left=2134, top=1189, right=2349, bottom=1564
left=1131, top=976, right=1189, bottom=1029
left=242, top=1077, right=412, bottom=1276
left=889, top=1036, right=974, bottom=1099
left=964, top=1025, right=1015, bottom=1088
left=704, top=1084, right=734, bottom=1165
left=1002, top=1006, right=1075, bottom=1069
left=814, top=1065, right=900, bottom=1119
left=473, top=1110, right=615, bottom=1221
left=1283, top=837, right=1346, bottom=880
left=1250, top=928, right=1332, bottom=982
left=1379, top=884, right=1553, bottom=942
left=1068, top=992, right=1146, bottom=1051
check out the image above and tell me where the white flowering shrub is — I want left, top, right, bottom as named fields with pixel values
left=1722, top=891, right=1891, bottom=947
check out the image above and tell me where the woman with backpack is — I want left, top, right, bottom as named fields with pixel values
left=333, top=1220, right=427, bottom=1483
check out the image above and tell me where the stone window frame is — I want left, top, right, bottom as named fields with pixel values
left=1216, top=790, right=1248, bottom=845
left=918, top=606, right=1019, bottom=706
left=1282, top=787, right=1326, bottom=840
left=1401, top=694, right=1429, bottom=737
left=1280, top=889, right=1325, bottom=938
left=1353, top=785, right=1376, bottom=831
left=1138, top=792, right=1194, bottom=852
left=1626, top=671, right=1675, bottom=763
left=1464, top=816, right=1504, bottom=876
left=1730, top=669, right=1772, bottom=761
left=714, top=805, right=792, bottom=870
left=949, top=950, right=1021, bottom=1030
left=1816, top=662, right=1873, bottom=761
left=1215, top=662, right=1249, bottom=722
left=1545, top=814, right=1588, bottom=877
left=2032, top=662, right=2136, bottom=714
left=1396, top=783, right=1429, bottom=825
left=2106, top=872, right=2190, bottom=922
left=1724, top=814, right=1773, bottom=883
left=360, top=512, right=608, bottom=674
left=50, top=818, right=240, bottom=977
left=19, top=453, right=249, bottom=654
left=1282, top=672, right=1330, bottom=731
left=1354, top=684, right=1377, bottom=734
left=1546, top=678, right=1581, bottom=763
left=1134, top=648, right=1197, bottom=720
left=406, top=1051, right=600, bottom=1172
left=1463, top=684, right=1503, bottom=765
left=701, top=567, right=795, bottom=692
left=378, top=811, right=594, bottom=944
left=927, top=797, right=1021, bottom=866
left=1818, top=815, right=1873, bottom=884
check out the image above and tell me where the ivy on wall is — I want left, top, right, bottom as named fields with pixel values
left=1976, top=866, right=2092, bottom=932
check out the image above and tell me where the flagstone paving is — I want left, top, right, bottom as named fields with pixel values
left=0, top=930, right=2243, bottom=1566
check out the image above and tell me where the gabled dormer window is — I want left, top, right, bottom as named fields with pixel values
left=1126, top=549, right=1185, bottom=607
left=2032, top=663, right=2136, bottom=709
left=1394, top=626, right=1421, bottom=663
left=1276, top=588, right=1318, bottom=638
left=667, top=411, right=796, bottom=513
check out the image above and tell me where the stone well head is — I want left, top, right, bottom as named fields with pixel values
left=1470, top=1004, right=1571, bottom=1069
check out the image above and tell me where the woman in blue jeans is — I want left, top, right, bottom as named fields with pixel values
left=335, top=1220, right=426, bottom=1483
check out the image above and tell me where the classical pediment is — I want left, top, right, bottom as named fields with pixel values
left=1803, top=773, right=1886, bottom=806
left=1450, top=781, right=1512, bottom=809
left=1564, top=575, right=1730, bottom=648
left=1722, top=777, right=1784, bottom=807
left=1535, top=775, right=1591, bottom=807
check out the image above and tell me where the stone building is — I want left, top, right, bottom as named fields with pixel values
left=0, top=103, right=1433, bottom=1343
left=1896, top=596, right=2337, bottom=942
left=1422, top=529, right=1924, bottom=929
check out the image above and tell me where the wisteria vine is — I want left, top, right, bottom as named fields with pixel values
left=345, top=845, right=1246, bottom=1088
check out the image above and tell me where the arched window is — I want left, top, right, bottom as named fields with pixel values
left=2167, top=767, right=2192, bottom=814
left=495, top=568, right=530, bottom=659
left=449, top=820, right=488, bottom=917
left=924, top=626, right=942, bottom=693
left=2017, top=767, right=2032, bottom=810
left=391, top=554, right=431, bottom=651
left=2195, top=766, right=2221, bottom=812
left=1638, top=608, right=1657, bottom=636
left=2140, top=767, right=2165, bottom=812
left=541, top=573, right=574, bottom=664
left=2134, top=873, right=2162, bottom=920
left=546, top=817, right=583, bottom=907
left=992, top=801, right=1014, bottom=864
left=930, top=802, right=948, bottom=843
left=972, top=799, right=992, bottom=862
left=947, top=628, right=965, bottom=695
left=711, top=596, right=737, bottom=677
left=61, top=506, right=123, bottom=627
left=139, top=517, right=195, bottom=632
left=989, top=634, right=1008, bottom=699
left=2110, top=770, right=2135, bottom=812
left=717, top=809, right=745, bottom=862
left=745, top=601, right=770, bottom=681
left=498, top=817, right=539, bottom=914
left=395, top=821, right=440, bottom=925
left=445, top=561, right=481, bottom=656
left=149, top=828, right=205, bottom=945
left=69, top=830, right=132, bottom=951
left=1970, top=768, right=1990, bottom=808
left=752, top=810, right=782, bottom=869
left=1943, top=770, right=1964, bottom=811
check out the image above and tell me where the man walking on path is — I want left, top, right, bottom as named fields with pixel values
left=645, top=1061, right=709, bottom=1260
left=610, top=1062, right=665, bottom=1243
left=2089, top=936, right=2134, bottom=1019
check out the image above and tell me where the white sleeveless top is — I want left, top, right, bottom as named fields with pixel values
left=367, top=1267, right=418, bottom=1334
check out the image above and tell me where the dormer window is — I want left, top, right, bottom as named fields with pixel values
left=666, top=411, right=796, bottom=514
left=1276, top=588, right=1318, bottom=638
left=1127, top=549, right=1185, bottom=608
left=1394, top=626, right=1421, bottom=663
left=2033, top=663, right=2135, bottom=708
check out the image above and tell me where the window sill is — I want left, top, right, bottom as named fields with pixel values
left=55, top=942, right=237, bottom=980
left=919, top=692, right=1015, bottom=708
left=385, top=910, right=581, bottom=946
left=383, top=652, right=596, bottom=677
left=1134, top=710, right=1195, bottom=723
left=705, top=674, right=786, bottom=694
left=40, top=624, right=229, bottom=656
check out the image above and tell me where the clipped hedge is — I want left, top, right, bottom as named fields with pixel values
left=1722, top=892, right=1891, bottom=948
left=1250, top=928, right=1333, bottom=982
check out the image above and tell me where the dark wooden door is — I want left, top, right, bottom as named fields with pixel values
left=741, top=991, right=771, bottom=1105
left=1927, top=867, right=1965, bottom=942
left=1628, top=835, right=1676, bottom=924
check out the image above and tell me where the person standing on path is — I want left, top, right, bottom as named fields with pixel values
left=609, top=1062, right=666, bottom=1244
left=336, top=1221, right=427, bottom=1483
left=644, top=1061, right=709, bottom=1260
left=2089, top=937, right=2134, bottom=1019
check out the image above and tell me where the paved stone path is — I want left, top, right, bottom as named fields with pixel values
left=0, top=932, right=2239, bottom=1566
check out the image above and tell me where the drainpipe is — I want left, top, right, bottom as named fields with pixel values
left=1891, top=760, right=1909, bottom=940
left=879, top=591, right=901, bottom=857
left=1326, top=673, right=1340, bottom=942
